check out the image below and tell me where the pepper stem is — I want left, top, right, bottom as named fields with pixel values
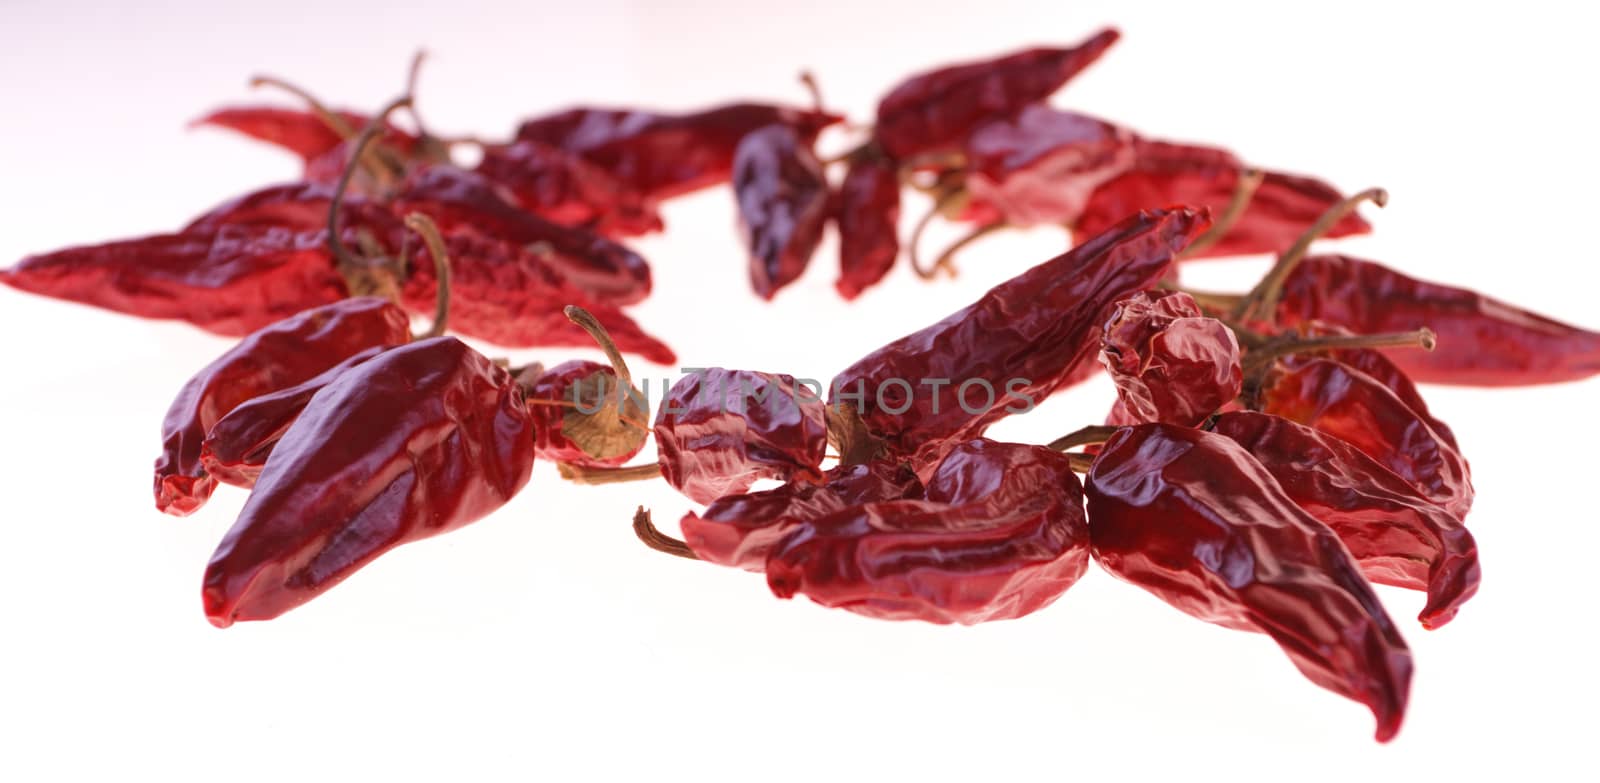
left=909, top=187, right=973, bottom=279
left=1243, top=327, right=1436, bottom=376
left=402, top=212, right=451, bottom=339
left=1234, top=187, right=1388, bottom=323
left=1064, top=453, right=1094, bottom=473
left=559, top=462, right=664, bottom=485
left=1047, top=424, right=1121, bottom=452
left=326, top=95, right=413, bottom=288
left=248, top=75, right=359, bottom=139
left=633, top=507, right=699, bottom=560
left=927, top=221, right=1004, bottom=280
left=798, top=70, right=825, bottom=115
left=1178, top=168, right=1264, bottom=260
left=564, top=305, right=633, bottom=387
left=405, top=50, right=431, bottom=139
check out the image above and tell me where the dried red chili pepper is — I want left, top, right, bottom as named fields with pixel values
left=765, top=439, right=1090, bottom=624
left=518, top=306, right=653, bottom=467
left=834, top=150, right=902, bottom=300
left=953, top=106, right=1137, bottom=228
left=153, top=297, right=412, bottom=515
left=191, top=105, right=398, bottom=164
left=1085, top=423, right=1412, bottom=742
left=1210, top=411, right=1481, bottom=629
left=679, top=461, right=922, bottom=570
left=653, top=368, right=828, bottom=505
left=202, top=336, right=535, bottom=627
left=512, top=102, right=843, bottom=200
left=474, top=139, right=663, bottom=237
left=1274, top=254, right=1600, bottom=386
left=1280, top=322, right=1460, bottom=450
left=732, top=124, right=831, bottom=299
left=184, top=181, right=402, bottom=236
left=1073, top=139, right=1371, bottom=259
left=830, top=207, right=1207, bottom=470
left=872, top=27, right=1120, bottom=160
left=1099, top=290, right=1241, bottom=427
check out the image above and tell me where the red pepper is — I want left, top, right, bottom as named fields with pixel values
left=1086, top=423, right=1412, bottom=742
left=954, top=106, right=1136, bottom=228
left=830, top=207, right=1206, bottom=470
left=202, top=336, right=535, bottom=627
left=764, top=439, right=1090, bottom=624
left=872, top=27, right=1120, bottom=161
left=680, top=461, right=921, bottom=570
left=654, top=368, right=828, bottom=505
left=834, top=151, right=902, bottom=300
left=474, top=140, right=664, bottom=237
left=732, top=124, right=831, bottom=299
left=1073, top=139, right=1371, bottom=259
left=1099, top=290, right=1241, bottom=428
left=1211, top=411, right=1481, bottom=629
left=513, top=103, right=843, bottom=201
left=1282, top=322, right=1459, bottom=450
left=184, top=181, right=402, bottom=235
left=153, top=297, right=411, bottom=515
left=191, top=105, right=404, bottom=163
left=1276, top=254, right=1600, bottom=386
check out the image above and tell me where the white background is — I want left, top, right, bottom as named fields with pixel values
left=3, top=1, right=1597, bottom=780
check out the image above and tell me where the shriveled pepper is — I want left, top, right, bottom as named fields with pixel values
left=872, top=27, right=1121, bottom=160
left=474, top=139, right=663, bottom=237
left=1276, top=254, right=1600, bottom=386
left=830, top=207, right=1207, bottom=470
left=519, top=306, right=653, bottom=468
left=1099, top=290, right=1241, bottom=428
left=153, top=297, right=412, bottom=515
left=1086, top=423, right=1413, bottom=742
left=732, top=124, right=831, bottom=299
left=1210, top=411, right=1481, bottom=629
left=202, top=336, right=535, bottom=627
left=952, top=106, right=1137, bottom=229
left=834, top=149, right=902, bottom=300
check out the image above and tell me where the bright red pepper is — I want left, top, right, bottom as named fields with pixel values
left=191, top=105, right=408, bottom=163
left=1099, top=290, right=1241, bottom=427
left=732, top=124, right=831, bottom=299
left=872, top=28, right=1121, bottom=160
left=1211, top=411, right=1481, bottom=629
left=202, top=336, right=535, bottom=627
left=834, top=151, right=902, bottom=300
left=153, top=297, right=411, bottom=515
left=1086, top=423, right=1412, bottom=742
left=1276, top=254, right=1600, bottom=386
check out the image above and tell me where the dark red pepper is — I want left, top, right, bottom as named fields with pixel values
left=475, top=139, right=663, bottom=237
left=1210, top=411, right=1481, bottom=629
left=153, top=297, right=411, bottom=515
left=191, top=105, right=407, bottom=164
left=1099, top=290, right=1241, bottom=428
left=872, top=28, right=1121, bottom=161
left=202, top=336, right=535, bottom=627
left=732, top=124, right=831, bottom=299
left=834, top=151, right=902, bottom=300
left=1086, top=423, right=1412, bottom=742
left=953, top=106, right=1136, bottom=228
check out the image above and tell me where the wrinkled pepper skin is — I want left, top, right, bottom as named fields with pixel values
left=475, top=140, right=664, bottom=237
left=681, top=461, right=922, bottom=570
left=655, top=368, right=828, bottom=505
left=834, top=153, right=902, bottom=300
left=513, top=103, right=843, bottom=200
left=831, top=207, right=1206, bottom=469
left=1086, top=424, right=1413, bottom=742
left=191, top=106, right=399, bottom=162
left=201, top=337, right=535, bottom=627
left=766, top=440, right=1091, bottom=625
left=1073, top=139, right=1370, bottom=259
left=732, top=125, right=831, bottom=299
left=199, top=346, right=389, bottom=488
left=394, top=165, right=654, bottom=306
left=399, top=231, right=676, bottom=364
left=153, top=298, right=411, bottom=515
left=1283, top=323, right=1459, bottom=450
left=184, top=181, right=402, bottom=237
left=523, top=360, right=643, bottom=468
left=1258, top=358, right=1473, bottom=520
left=1100, top=290, right=1241, bottom=427
left=956, top=106, right=1136, bottom=228
left=873, top=27, right=1121, bottom=161
left=1211, top=411, right=1481, bottom=629
left=1277, top=254, right=1600, bottom=386
left=0, top=226, right=351, bottom=337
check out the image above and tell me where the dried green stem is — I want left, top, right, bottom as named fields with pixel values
left=402, top=212, right=451, bottom=339
left=559, top=462, right=664, bottom=485
left=1178, top=168, right=1264, bottom=259
left=1234, top=187, right=1388, bottom=323
left=633, top=507, right=699, bottom=560
left=1243, top=327, right=1436, bottom=376
left=1048, top=424, right=1121, bottom=452
left=326, top=95, right=413, bottom=277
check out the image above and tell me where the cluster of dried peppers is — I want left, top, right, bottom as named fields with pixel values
left=4, top=32, right=1599, bottom=745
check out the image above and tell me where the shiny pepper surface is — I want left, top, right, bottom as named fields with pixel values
left=681, top=461, right=922, bottom=570
left=1211, top=411, right=1481, bottom=629
left=1073, top=139, right=1371, bottom=259
left=154, top=297, right=411, bottom=515
left=766, top=440, right=1091, bottom=625
left=831, top=207, right=1206, bottom=470
left=1086, top=424, right=1413, bottom=742
left=513, top=103, right=843, bottom=201
left=202, top=337, right=535, bottom=627
left=834, top=152, right=902, bottom=300
left=873, top=27, right=1120, bottom=160
left=193, top=106, right=416, bottom=165
left=1277, top=254, right=1600, bottom=386
left=1258, top=357, right=1473, bottom=520
left=732, top=124, right=831, bottom=299
left=956, top=106, right=1136, bottom=228
left=655, top=368, right=828, bottom=505
left=475, top=139, right=663, bottom=237
left=1099, top=290, right=1241, bottom=427
left=522, top=360, right=646, bottom=468
left=184, top=181, right=402, bottom=236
